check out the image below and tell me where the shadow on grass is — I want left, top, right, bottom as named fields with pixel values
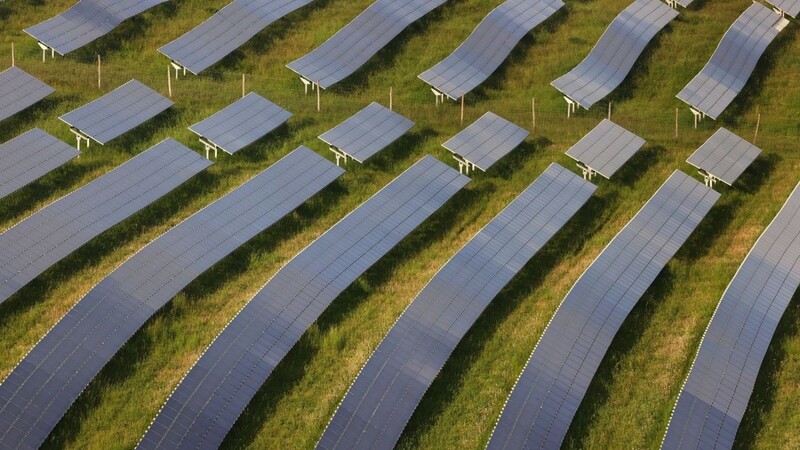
left=236, top=116, right=316, bottom=164
left=488, top=136, right=550, bottom=180
left=614, top=144, right=666, bottom=188
left=368, top=127, right=438, bottom=172
left=0, top=94, right=79, bottom=143
left=112, top=108, right=184, bottom=156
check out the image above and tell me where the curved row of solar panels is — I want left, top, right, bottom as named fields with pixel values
left=138, top=156, right=469, bottom=449
left=552, top=0, right=678, bottom=110
left=160, top=0, right=312, bottom=74
left=24, top=0, right=168, bottom=55
left=677, top=3, right=786, bottom=119
left=0, top=140, right=211, bottom=306
left=418, top=0, right=564, bottom=100
left=766, top=0, right=800, bottom=17
left=488, top=170, right=720, bottom=449
left=0, top=129, right=79, bottom=201
left=663, top=182, right=800, bottom=450
left=0, top=147, right=342, bottom=450
left=318, top=164, right=596, bottom=450
left=286, top=0, right=447, bottom=89
left=0, top=66, right=54, bottom=122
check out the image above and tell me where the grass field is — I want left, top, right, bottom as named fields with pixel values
left=1, top=0, right=799, bottom=448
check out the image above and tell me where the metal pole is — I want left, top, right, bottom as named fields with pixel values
left=167, top=65, right=172, bottom=98
left=532, top=97, right=536, bottom=131
left=242, top=74, right=245, bottom=98
left=754, top=107, right=761, bottom=144
left=608, top=102, right=611, bottom=120
left=460, top=95, right=464, bottom=126
left=675, top=108, right=678, bottom=139
left=97, top=55, right=101, bottom=89
left=389, top=86, right=393, bottom=111
left=11, top=43, right=14, bottom=67
left=317, top=81, right=321, bottom=112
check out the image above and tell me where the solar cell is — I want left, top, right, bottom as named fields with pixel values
left=676, top=3, right=785, bottom=120
left=565, top=119, right=645, bottom=180
left=0, top=147, right=342, bottom=450
left=0, top=129, right=79, bottom=201
left=24, top=0, right=168, bottom=55
left=487, top=170, right=720, bottom=450
left=319, top=102, right=414, bottom=165
left=317, top=163, right=596, bottom=450
left=686, top=128, right=761, bottom=187
left=766, top=0, right=800, bottom=17
left=442, top=112, right=529, bottom=174
left=189, top=93, right=292, bottom=157
left=138, top=156, right=469, bottom=450
left=0, top=66, right=55, bottom=122
left=551, top=0, right=678, bottom=110
left=418, top=0, right=564, bottom=100
left=662, top=182, right=800, bottom=450
left=0, top=139, right=211, bottom=306
left=286, top=0, right=447, bottom=89
left=159, top=0, right=312, bottom=74
left=60, top=80, right=173, bottom=146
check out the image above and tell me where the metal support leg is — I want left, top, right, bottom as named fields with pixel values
left=564, top=97, right=577, bottom=118
left=690, top=108, right=703, bottom=129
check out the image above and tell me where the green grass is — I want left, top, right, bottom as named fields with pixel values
left=0, top=0, right=799, bottom=448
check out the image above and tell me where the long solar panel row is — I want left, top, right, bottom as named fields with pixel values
left=0, top=129, right=79, bottom=201
left=488, top=170, right=720, bottom=449
left=0, top=66, right=54, bottom=122
left=443, top=112, right=529, bottom=173
left=318, top=163, right=596, bottom=450
left=159, top=0, right=312, bottom=74
left=565, top=119, right=645, bottom=179
left=418, top=0, right=564, bottom=100
left=319, top=102, right=414, bottom=164
left=552, top=0, right=678, bottom=110
left=0, top=139, right=211, bottom=305
left=0, top=147, right=342, bottom=450
left=662, top=183, right=800, bottom=450
left=766, top=0, right=800, bottom=17
left=286, top=0, right=447, bottom=89
left=677, top=3, right=785, bottom=120
left=138, top=156, right=469, bottom=450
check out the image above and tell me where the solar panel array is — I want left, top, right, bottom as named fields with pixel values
left=551, top=0, right=678, bottom=110
left=766, top=0, right=800, bottom=17
left=138, top=156, right=469, bottom=450
left=0, top=147, right=342, bottom=450
left=565, top=119, right=645, bottom=179
left=318, top=163, right=596, bottom=450
left=60, top=80, right=173, bottom=145
left=189, top=92, right=292, bottom=155
left=0, top=139, right=211, bottom=306
left=487, top=170, right=720, bottom=450
left=663, top=182, right=800, bottom=450
left=0, top=129, right=79, bottom=201
left=442, top=112, right=529, bottom=172
left=319, top=102, right=414, bottom=163
left=0, top=66, right=55, bottom=122
left=159, top=0, right=312, bottom=74
left=687, top=128, right=762, bottom=186
left=286, top=0, right=447, bottom=89
left=24, top=0, right=168, bottom=55
left=676, top=3, right=784, bottom=120
left=418, top=0, right=564, bottom=100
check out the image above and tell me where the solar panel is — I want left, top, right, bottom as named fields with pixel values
left=766, top=0, right=800, bottom=17
left=286, top=0, right=447, bottom=89
left=319, top=102, right=414, bottom=165
left=0, top=66, right=55, bottom=122
left=159, top=0, right=312, bottom=74
left=317, top=163, right=596, bottom=450
left=442, top=112, right=529, bottom=174
left=0, top=129, right=79, bottom=201
left=189, top=93, right=292, bottom=157
left=419, top=0, right=564, bottom=100
left=24, top=0, right=168, bottom=55
left=138, top=156, right=469, bottom=450
left=551, top=0, right=677, bottom=110
left=0, top=147, right=342, bottom=450
left=60, top=80, right=173, bottom=146
left=487, top=170, right=720, bottom=450
left=565, top=119, right=645, bottom=180
left=686, top=128, right=761, bottom=187
left=0, top=139, right=211, bottom=306
left=676, top=3, right=785, bottom=120
left=661, top=183, right=800, bottom=450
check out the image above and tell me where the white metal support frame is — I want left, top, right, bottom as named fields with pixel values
left=329, top=146, right=349, bottom=167
left=70, top=128, right=91, bottom=150
left=431, top=88, right=446, bottom=105
left=690, top=107, right=705, bottom=128
left=300, top=77, right=318, bottom=94
left=171, top=61, right=186, bottom=78
left=37, top=42, right=54, bottom=62
left=697, top=168, right=719, bottom=188
left=576, top=162, right=598, bottom=181
left=564, top=96, right=577, bottom=117
left=452, top=154, right=477, bottom=175
left=199, top=137, right=218, bottom=159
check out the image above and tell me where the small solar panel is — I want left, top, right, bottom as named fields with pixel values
left=442, top=112, right=529, bottom=172
left=677, top=3, right=784, bottom=119
left=419, top=0, right=564, bottom=99
left=0, top=139, right=211, bottom=306
left=0, top=129, right=79, bottom=201
left=766, top=0, right=800, bottom=17
left=0, top=67, right=55, bottom=122
left=0, top=147, right=341, bottom=450
left=189, top=93, right=292, bottom=155
left=686, top=128, right=761, bottom=186
left=138, top=156, right=469, bottom=450
left=488, top=170, right=720, bottom=450
left=319, top=102, right=414, bottom=163
left=318, top=163, right=595, bottom=450
left=662, top=182, right=800, bottom=450
left=565, top=119, right=645, bottom=179
left=286, top=0, right=447, bottom=89
left=552, top=0, right=678, bottom=109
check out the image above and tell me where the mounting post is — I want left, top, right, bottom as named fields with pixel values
left=564, top=96, right=577, bottom=118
